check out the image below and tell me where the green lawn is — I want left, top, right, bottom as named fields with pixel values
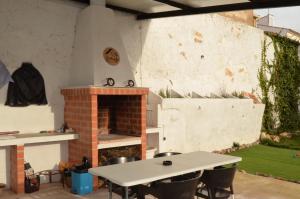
left=229, top=145, right=300, bottom=181
left=262, top=135, right=300, bottom=150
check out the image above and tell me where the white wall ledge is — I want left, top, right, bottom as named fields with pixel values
left=98, top=134, right=141, bottom=149
left=98, top=139, right=141, bottom=149
left=146, top=127, right=162, bottom=134
left=0, top=133, right=79, bottom=147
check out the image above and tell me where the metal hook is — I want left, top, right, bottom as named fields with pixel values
left=104, top=78, right=115, bottom=87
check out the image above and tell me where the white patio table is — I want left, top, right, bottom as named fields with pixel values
left=89, top=151, right=242, bottom=199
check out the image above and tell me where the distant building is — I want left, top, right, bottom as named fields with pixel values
left=257, top=14, right=300, bottom=43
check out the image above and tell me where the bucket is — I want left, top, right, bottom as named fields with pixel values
left=71, top=172, right=93, bottom=195
left=0, top=183, right=6, bottom=195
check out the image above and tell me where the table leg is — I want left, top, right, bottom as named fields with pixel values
left=125, top=187, right=129, bottom=199
left=109, top=181, right=112, bottom=199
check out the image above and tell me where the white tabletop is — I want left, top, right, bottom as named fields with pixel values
left=89, top=151, right=241, bottom=187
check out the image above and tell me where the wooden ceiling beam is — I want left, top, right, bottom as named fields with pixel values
left=153, top=0, right=193, bottom=9
left=137, top=0, right=300, bottom=20
left=71, top=0, right=90, bottom=4
left=106, top=4, right=146, bottom=15
left=70, top=0, right=145, bottom=15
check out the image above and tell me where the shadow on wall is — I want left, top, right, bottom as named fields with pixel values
left=0, top=0, right=82, bottom=133
left=0, top=76, right=64, bottom=132
left=115, top=12, right=150, bottom=86
left=0, top=85, right=8, bottom=105
left=51, top=104, right=64, bottom=131
left=5, top=147, right=10, bottom=187
left=147, top=91, right=163, bottom=127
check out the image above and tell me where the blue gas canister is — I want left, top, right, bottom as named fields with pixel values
left=71, top=171, right=93, bottom=195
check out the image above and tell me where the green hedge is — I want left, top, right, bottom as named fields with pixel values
left=259, top=34, right=300, bottom=133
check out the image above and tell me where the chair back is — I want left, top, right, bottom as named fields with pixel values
left=154, top=152, right=181, bottom=158
left=108, top=156, right=139, bottom=165
left=155, top=174, right=200, bottom=199
left=200, top=165, right=236, bottom=189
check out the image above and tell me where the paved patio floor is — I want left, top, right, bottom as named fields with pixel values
left=234, top=172, right=300, bottom=199
left=1, top=172, right=300, bottom=199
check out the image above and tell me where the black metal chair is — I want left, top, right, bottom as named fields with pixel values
left=195, top=165, right=237, bottom=199
left=137, top=173, right=200, bottom=199
left=107, top=157, right=139, bottom=199
left=154, top=152, right=182, bottom=158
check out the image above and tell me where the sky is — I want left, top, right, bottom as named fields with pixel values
left=255, top=6, right=300, bottom=33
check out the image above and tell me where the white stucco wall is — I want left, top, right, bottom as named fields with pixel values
left=117, top=13, right=265, bottom=97
left=71, top=5, right=135, bottom=87
left=0, top=0, right=82, bottom=187
left=158, top=99, right=265, bottom=153
left=0, top=146, right=10, bottom=186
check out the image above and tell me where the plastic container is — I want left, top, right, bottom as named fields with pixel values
left=71, top=172, right=93, bottom=195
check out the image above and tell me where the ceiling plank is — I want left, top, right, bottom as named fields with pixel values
left=71, top=0, right=90, bottom=4
left=153, top=0, right=193, bottom=9
left=70, top=0, right=145, bottom=15
left=137, top=0, right=300, bottom=20
left=106, top=4, right=146, bottom=15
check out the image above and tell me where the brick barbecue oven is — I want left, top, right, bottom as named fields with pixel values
left=61, top=87, right=148, bottom=187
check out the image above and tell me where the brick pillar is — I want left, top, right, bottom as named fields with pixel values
left=90, top=95, right=99, bottom=189
left=63, top=92, right=98, bottom=189
left=64, top=94, right=98, bottom=166
left=10, top=145, right=24, bottom=194
left=140, top=95, right=147, bottom=160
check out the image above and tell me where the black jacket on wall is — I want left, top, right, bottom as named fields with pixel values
left=5, top=63, right=48, bottom=107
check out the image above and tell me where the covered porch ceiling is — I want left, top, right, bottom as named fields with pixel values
left=73, top=0, right=300, bottom=20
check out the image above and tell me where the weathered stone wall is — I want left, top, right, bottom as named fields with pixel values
left=117, top=12, right=264, bottom=98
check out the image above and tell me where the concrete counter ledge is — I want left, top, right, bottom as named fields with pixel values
left=0, top=132, right=79, bottom=147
